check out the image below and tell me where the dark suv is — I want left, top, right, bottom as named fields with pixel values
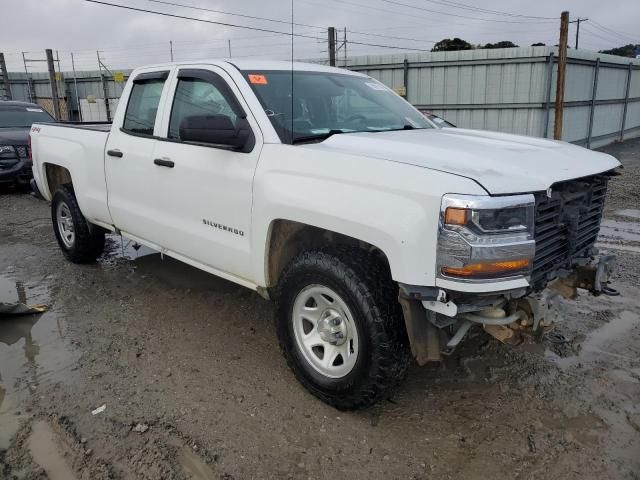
left=0, top=101, right=54, bottom=186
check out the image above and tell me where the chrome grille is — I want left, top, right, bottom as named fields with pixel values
left=531, top=174, right=609, bottom=290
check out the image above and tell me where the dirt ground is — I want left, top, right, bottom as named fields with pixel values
left=1, top=139, right=639, bottom=480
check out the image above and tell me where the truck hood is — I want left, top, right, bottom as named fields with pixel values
left=303, top=128, right=620, bottom=194
left=0, top=127, right=29, bottom=145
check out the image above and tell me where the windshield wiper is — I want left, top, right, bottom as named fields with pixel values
left=291, top=129, right=346, bottom=145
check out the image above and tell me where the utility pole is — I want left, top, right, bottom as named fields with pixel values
left=328, top=26, right=336, bottom=66
left=169, top=40, right=174, bottom=61
left=343, top=27, right=347, bottom=66
left=0, top=53, right=11, bottom=100
left=45, top=49, right=62, bottom=120
left=569, top=17, right=588, bottom=49
left=554, top=11, right=569, bottom=141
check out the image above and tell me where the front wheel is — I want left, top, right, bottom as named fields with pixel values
left=51, top=185, right=105, bottom=263
left=275, top=248, right=410, bottom=410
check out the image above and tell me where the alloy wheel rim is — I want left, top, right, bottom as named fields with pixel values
left=56, top=201, right=75, bottom=248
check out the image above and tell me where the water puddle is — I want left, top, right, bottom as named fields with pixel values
left=102, top=234, right=157, bottom=262
left=616, top=209, right=640, bottom=220
left=554, top=310, right=640, bottom=368
left=179, top=446, right=217, bottom=480
left=0, top=273, right=76, bottom=449
left=28, top=420, right=78, bottom=480
left=598, top=219, right=640, bottom=243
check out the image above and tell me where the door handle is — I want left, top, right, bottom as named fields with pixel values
left=153, top=158, right=175, bottom=168
left=107, top=149, right=123, bottom=158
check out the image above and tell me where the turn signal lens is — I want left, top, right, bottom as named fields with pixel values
left=444, top=207, right=469, bottom=226
left=441, top=259, right=530, bottom=278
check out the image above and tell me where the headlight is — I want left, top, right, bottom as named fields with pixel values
left=0, top=145, right=16, bottom=155
left=437, top=194, right=535, bottom=281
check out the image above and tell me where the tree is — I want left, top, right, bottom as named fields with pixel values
left=531, top=42, right=546, bottom=47
left=599, top=44, right=640, bottom=58
left=482, top=41, right=519, bottom=49
left=431, top=38, right=473, bottom=52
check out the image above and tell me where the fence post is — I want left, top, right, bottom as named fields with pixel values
left=620, top=62, right=632, bottom=142
left=543, top=52, right=554, bottom=138
left=586, top=58, right=600, bottom=149
left=46, top=49, right=62, bottom=120
left=0, top=53, right=11, bottom=100
left=403, top=58, right=409, bottom=99
left=97, top=51, right=112, bottom=122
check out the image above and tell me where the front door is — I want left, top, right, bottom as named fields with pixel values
left=145, top=65, right=262, bottom=281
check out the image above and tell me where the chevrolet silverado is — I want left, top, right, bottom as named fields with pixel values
left=30, top=60, right=620, bottom=409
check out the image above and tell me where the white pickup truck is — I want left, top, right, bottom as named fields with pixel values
left=30, top=60, right=620, bottom=409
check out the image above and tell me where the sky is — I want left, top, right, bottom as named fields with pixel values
left=1, top=0, right=638, bottom=73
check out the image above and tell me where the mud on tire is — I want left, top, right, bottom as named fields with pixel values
left=275, top=246, right=411, bottom=410
left=51, top=184, right=105, bottom=263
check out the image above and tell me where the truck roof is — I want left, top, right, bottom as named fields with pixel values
left=130, top=59, right=365, bottom=77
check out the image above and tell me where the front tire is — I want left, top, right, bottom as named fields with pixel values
left=275, top=247, right=410, bottom=410
left=51, top=185, right=105, bottom=263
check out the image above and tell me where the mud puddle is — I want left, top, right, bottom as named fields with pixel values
left=598, top=218, right=640, bottom=243
left=102, top=234, right=157, bottom=261
left=0, top=273, right=76, bottom=450
left=28, top=420, right=79, bottom=480
left=552, top=310, right=640, bottom=368
left=616, top=208, right=640, bottom=220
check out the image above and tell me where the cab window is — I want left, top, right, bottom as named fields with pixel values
left=168, top=78, right=238, bottom=140
left=122, top=77, right=166, bottom=135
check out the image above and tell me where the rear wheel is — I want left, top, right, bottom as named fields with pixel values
left=51, top=185, right=105, bottom=263
left=275, top=247, right=410, bottom=410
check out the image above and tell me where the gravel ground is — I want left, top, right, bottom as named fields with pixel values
left=0, top=138, right=639, bottom=480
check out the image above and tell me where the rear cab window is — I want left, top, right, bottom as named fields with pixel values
left=122, top=71, right=169, bottom=136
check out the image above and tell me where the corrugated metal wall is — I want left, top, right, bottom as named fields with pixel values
left=348, top=46, right=640, bottom=148
left=3, top=47, right=640, bottom=148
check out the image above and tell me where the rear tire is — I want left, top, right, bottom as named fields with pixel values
left=51, top=185, right=105, bottom=263
left=275, top=247, right=411, bottom=410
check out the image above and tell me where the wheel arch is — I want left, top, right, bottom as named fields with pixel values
left=264, top=219, right=393, bottom=289
left=43, top=163, right=73, bottom=199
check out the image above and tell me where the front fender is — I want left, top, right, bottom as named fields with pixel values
left=250, top=144, right=487, bottom=287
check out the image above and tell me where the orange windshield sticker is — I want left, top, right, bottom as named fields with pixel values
left=248, top=74, right=268, bottom=85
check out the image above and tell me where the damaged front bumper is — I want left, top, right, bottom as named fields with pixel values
left=399, top=254, right=618, bottom=365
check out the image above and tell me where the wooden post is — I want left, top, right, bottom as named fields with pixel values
left=46, top=49, right=62, bottom=120
left=554, top=11, right=569, bottom=140
left=0, top=53, right=11, bottom=100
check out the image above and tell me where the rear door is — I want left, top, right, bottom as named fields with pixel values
left=148, top=65, right=263, bottom=281
left=104, top=69, right=172, bottom=244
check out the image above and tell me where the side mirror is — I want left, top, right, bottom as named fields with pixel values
left=179, top=114, right=250, bottom=150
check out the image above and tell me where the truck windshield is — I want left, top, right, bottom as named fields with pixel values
left=0, top=106, right=55, bottom=128
left=242, top=70, right=432, bottom=144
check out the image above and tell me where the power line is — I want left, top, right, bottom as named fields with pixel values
left=82, top=0, right=439, bottom=53
left=377, top=0, right=558, bottom=24
left=142, top=0, right=325, bottom=31
left=83, top=0, right=319, bottom=37
left=580, top=25, right=624, bottom=46
left=419, top=0, right=555, bottom=20
left=143, top=0, right=438, bottom=45
left=347, top=29, right=436, bottom=44
left=588, top=21, right=638, bottom=44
